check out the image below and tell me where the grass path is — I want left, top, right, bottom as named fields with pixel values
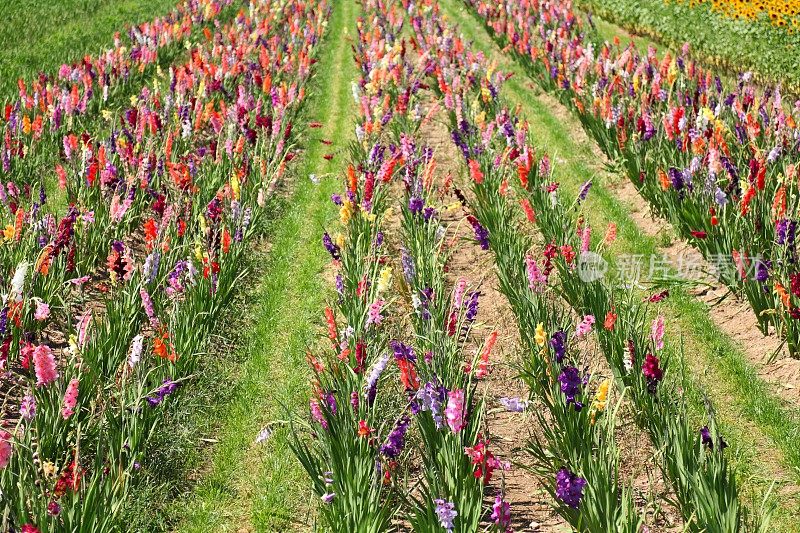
left=439, top=0, right=800, bottom=528
left=172, top=1, right=358, bottom=530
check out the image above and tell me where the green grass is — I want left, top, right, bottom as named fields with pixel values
left=0, top=0, right=182, bottom=98
left=440, top=0, right=800, bottom=528
left=163, top=1, right=359, bottom=531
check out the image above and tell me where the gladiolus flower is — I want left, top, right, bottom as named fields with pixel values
left=603, top=311, right=617, bottom=331
left=642, top=353, right=664, bottom=391
left=366, top=300, right=385, bottom=328
left=62, top=378, right=79, bottom=419
left=0, top=430, right=12, bottom=469
left=549, top=330, right=566, bottom=362
left=577, top=180, right=592, bottom=202
left=377, top=267, right=392, bottom=292
left=445, top=389, right=466, bottom=432
left=434, top=499, right=457, bottom=533
left=467, top=215, right=490, bottom=250
left=604, top=223, right=617, bottom=245
left=468, top=159, right=484, bottom=183
left=555, top=468, right=586, bottom=509
left=575, top=315, right=595, bottom=338
left=520, top=198, right=536, bottom=223
left=19, top=392, right=35, bottom=420
left=357, top=420, right=372, bottom=438
left=559, top=366, right=585, bottom=410
left=535, top=322, right=547, bottom=347
left=700, top=426, right=728, bottom=451
left=324, top=307, right=338, bottom=343
left=560, top=245, right=576, bottom=264
left=339, top=200, right=354, bottom=224
left=499, top=397, right=528, bottom=412
left=526, top=255, right=547, bottom=292
left=648, top=290, right=669, bottom=303
left=255, top=427, right=274, bottom=444
left=380, top=417, right=410, bottom=458
left=475, top=331, right=498, bottom=378
left=651, top=315, right=665, bottom=350
left=310, top=399, right=328, bottom=430
left=491, top=495, right=512, bottom=530
left=322, top=232, right=341, bottom=261
left=592, top=379, right=611, bottom=414
left=464, top=436, right=506, bottom=483
left=34, top=302, right=50, bottom=321
left=416, top=382, right=446, bottom=428
left=33, top=345, right=58, bottom=386
left=392, top=341, right=419, bottom=390
left=55, top=165, right=67, bottom=189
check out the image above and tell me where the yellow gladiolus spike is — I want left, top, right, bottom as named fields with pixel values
left=592, top=379, right=611, bottom=412
left=339, top=201, right=354, bottom=225
left=534, top=322, right=547, bottom=347
left=377, top=267, right=392, bottom=293
left=231, top=174, right=241, bottom=200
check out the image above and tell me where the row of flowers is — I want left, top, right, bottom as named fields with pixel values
left=0, top=0, right=330, bottom=530
left=2, top=0, right=237, bottom=179
left=288, top=0, right=513, bottom=530
left=468, top=0, right=800, bottom=357
left=578, top=0, right=800, bottom=92
left=416, top=2, right=770, bottom=531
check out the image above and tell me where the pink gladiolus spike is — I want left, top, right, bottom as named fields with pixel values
left=76, top=310, right=92, bottom=349
left=453, top=278, right=467, bottom=308
left=34, top=302, right=50, bottom=321
left=445, top=389, right=465, bottom=433
left=62, top=378, right=79, bottom=419
left=526, top=255, right=547, bottom=292
left=651, top=315, right=665, bottom=351
left=0, top=430, right=12, bottom=469
left=575, top=315, right=595, bottom=339
left=310, top=399, right=328, bottom=430
left=33, top=345, right=58, bottom=386
left=580, top=225, right=591, bottom=253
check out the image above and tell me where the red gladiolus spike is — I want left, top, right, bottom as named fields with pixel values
left=397, top=359, right=419, bottom=390
left=446, top=311, right=457, bottom=337
left=347, top=165, right=357, bottom=193
left=324, top=307, right=337, bottom=343
left=741, top=187, right=756, bottom=216
left=773, top=186, right=787, bottom=219
left=221, top=228, right=231, bottom=254
left=468, top=159, right=484, bottom=184
left=143, top=218, right=158, bottom=251
left=520, top=198, right=536, bottom=223
left=603, top=311, right=617, bottom=331
left=476, top=331, right=498, bottom=378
